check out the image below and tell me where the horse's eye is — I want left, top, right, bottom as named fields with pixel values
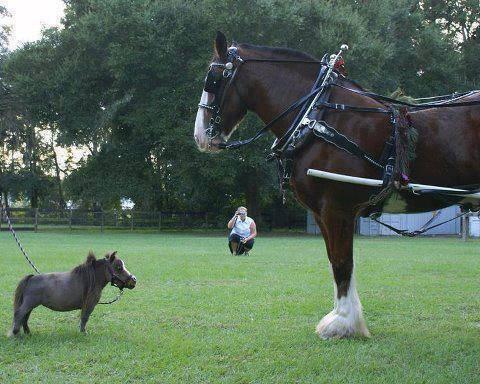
left=116, top=265, right=122, bottom=271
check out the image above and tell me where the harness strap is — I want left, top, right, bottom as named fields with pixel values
left=312, top=121, right=383, bottom=169
left=371, top=209, right=470, bottom=237
left=318, top=101, right=390, bottom=114
left=332, top=84, right=480, bottom=109
left=415, top=187, right=480, bottom=196
left=219, top=85, right=324, bottom=149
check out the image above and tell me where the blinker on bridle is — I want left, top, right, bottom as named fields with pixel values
left=198, top=47, right=244, bottom=147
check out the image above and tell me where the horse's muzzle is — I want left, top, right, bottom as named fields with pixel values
left=126, top=275, right=137, bottom=289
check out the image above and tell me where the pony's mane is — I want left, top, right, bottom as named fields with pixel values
left=72, top=251, right=97, bottom=275
left=238, top=43, right=318, bottom=61
left=72, top=251, right=104, bottom=301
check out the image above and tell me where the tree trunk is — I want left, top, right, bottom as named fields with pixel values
left=51, top=139, right=65, bottom=209
left=244, top=168, right=261, bottom=222
left=24, top=126, right=39, bottom=209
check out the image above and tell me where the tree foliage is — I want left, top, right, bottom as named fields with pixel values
left=0, top=0, right=478, bottom=221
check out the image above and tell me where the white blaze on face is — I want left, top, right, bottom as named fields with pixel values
left=194, top=91, right=212, bottom=152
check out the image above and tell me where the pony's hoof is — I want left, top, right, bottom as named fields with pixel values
left=7, top=330, right=20, bottom=338
left=316, top=310, right=370, bottom=339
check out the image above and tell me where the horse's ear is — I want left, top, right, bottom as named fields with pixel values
left=86, top=251, right=96, bottom=264
left=215, top=31, right=227, bottom=60
left=105, top=251, right=117, bottom=262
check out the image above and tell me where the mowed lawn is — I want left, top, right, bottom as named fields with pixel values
left=0, top=230, right=479, bottom=383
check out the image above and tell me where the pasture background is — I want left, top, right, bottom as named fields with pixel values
left=1, top=230, right=479, bottom=383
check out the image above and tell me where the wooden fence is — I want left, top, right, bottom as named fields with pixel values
left=0, top=208, right=306, bottom=232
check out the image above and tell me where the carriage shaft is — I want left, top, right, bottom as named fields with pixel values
left=306, top=169, right=480, bottom=199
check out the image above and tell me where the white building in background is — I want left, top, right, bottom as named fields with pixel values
left=306, top=205, right=478, bottom=236
left=470, top=215, right=480, bottom=237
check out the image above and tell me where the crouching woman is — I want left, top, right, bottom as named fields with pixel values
left=227, top=206, right=257, bottom=255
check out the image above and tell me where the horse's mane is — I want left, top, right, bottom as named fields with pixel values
left=238, top=43, right=318, bottom=61
left=72, top=251, right=103, bottom=302
left=238, top=43, right=366, bottom=92
left=72, top=251, right=97, bottom=274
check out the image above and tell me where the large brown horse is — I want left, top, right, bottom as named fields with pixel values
left=194, top=32, right=480, bottom=339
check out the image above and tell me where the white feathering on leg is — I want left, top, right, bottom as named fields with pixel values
left=316, top=272, right=370, bottom=339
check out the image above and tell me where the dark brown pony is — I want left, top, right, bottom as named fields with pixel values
left=10, top=251, right=136, bottom=336
left=194, top=32, right=480, bottom=339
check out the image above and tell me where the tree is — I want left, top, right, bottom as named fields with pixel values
left=2, top=0, right=478, bottom=223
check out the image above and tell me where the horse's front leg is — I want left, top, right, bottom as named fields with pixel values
left=80, top=304, right=96, bottom=333
left=315, top=208, right=370, bottom=339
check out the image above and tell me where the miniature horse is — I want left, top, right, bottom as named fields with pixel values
left=10, top=251, right=136, bottom=336
left=195, top=32, right=480, bottom=339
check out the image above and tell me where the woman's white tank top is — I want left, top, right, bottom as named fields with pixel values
left=231, top=216, right=253, bottom=238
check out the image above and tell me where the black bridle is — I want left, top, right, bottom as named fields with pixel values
left=198, top=46, right=322, bottom=149
left=106, top=261, right=135, bottom=290
left=198, top=47, right=246, bottom=145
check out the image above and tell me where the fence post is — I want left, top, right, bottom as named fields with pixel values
left=158, top=212, right=162, bottom=231
left=34, top=208, right=38, bottom=232
left=69, top=208, right=73, bottom=230
left=101, top=211, right=104, bottom=232
left=114, top=210, right=118, bottom=228
left=131, top=211, right=134, bottom=231
left=462, top=214, right=468, bottom=241
left=0, top=205, right=2, bottom=231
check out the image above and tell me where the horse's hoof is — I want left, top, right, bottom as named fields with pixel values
left=316, top=310, right=370, bottom=339
left=7, top=330, right=20, bottom=338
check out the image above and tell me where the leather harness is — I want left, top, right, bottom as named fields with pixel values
left=198, top=46, right=480, bottom=203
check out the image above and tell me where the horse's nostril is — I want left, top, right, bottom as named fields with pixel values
left=131, top=275, right=137, bottom=282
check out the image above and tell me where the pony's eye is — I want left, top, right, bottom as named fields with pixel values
left=116, top=265, right=122, bottom=271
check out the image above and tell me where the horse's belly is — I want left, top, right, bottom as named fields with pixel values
left=43, top=302, right=80, bottom=311
left=382, top=192, right=409, bottom=213
left=382, top=191, right=467, bottom=214
left=42, top=293, right=82, bottom=311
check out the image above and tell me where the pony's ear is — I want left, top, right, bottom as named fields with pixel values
left=214, top=31, right=227, bottom=60
left=105, top=251, right=117, bottom=262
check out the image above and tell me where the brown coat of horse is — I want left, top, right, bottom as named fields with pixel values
left=195, top=32, right=480, bottom=338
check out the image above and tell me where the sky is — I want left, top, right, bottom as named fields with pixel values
left=1, top=1, right=86, bottom=172
left=3, top=0, right=65, bottom=50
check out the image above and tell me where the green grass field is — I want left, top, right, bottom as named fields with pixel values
left=1, top=230, right=479, bottom=383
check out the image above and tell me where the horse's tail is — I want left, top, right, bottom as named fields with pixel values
left=14, top=274, right=34, bottom=311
